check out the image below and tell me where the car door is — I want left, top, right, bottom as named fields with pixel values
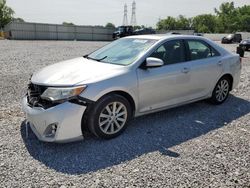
left=184, top=39, right=223, bottom=99
left=136, top=39, right=193, bottom=113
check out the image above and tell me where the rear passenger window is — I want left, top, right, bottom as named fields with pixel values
left=186, top=40, right=220, bottom=61
left=150, top=40, right=186, bottom=65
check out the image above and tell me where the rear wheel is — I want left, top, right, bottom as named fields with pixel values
left=87, top=94, right=131, bottom=139
left=210, top=77, right=231, bottom=104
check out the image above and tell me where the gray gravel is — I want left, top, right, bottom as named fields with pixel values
left=0, top=40, right=249, bottom=188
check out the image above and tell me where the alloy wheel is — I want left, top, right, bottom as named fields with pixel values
left=98, top=102, right=128, bottom=135
left=215, top=79, right=229, bottom=102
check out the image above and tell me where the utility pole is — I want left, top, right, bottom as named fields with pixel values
left=130, top=1, right=137, bottom=26
left=122, top=4, right=128, bottom=26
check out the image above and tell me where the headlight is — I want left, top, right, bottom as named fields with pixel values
left=41, top=85, right=87, bottom=101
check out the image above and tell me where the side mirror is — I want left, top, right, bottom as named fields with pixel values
left=146, top=57, right=164, bottom=68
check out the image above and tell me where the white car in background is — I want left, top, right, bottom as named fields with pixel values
left=22, top=35, right=241, bottom=143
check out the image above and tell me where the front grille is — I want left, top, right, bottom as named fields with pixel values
left=27, top=83, right=58, bottom=109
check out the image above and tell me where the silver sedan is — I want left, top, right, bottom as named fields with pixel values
left=22, top=35, right=241, bottom=143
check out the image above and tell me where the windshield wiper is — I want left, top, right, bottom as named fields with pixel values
left=83, top=55, right=108, bottom=62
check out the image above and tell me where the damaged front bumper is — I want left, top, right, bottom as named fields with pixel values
left=22, top=97, right=86, bottom=143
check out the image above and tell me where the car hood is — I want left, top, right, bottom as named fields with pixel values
left=31, top=57, right=125, bottom=86
left=241, top=39, right=250, bottom=43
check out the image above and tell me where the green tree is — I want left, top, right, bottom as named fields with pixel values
left=237, top=4, right=250, bottom=16
left=239, top=15, right=250, bottom=32
left=214, top=2, right=250, bottom=32
left=157, top=16, right=177, bottom=30
left=62, top=22, right=75, bottom=26
left=176, top=15, right=190, bottom=30
left=215, top=2, right=238, bottom=32
left=192, top=14, right=217, bottom=33
left=156, top=1, right=250, bottom=33
left=105, top=22, right=115, bottom=29
left=237, top=5, right=250, bottom=32
left=0, top=0, right=14, bottom=28
left=157, top=15, right=191, bottom=30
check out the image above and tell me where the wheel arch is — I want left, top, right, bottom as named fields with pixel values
left=99, top=90, right=136, bottom=115
left=81, top=90, right=136, bottom=134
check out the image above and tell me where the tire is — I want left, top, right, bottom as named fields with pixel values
left=87, top=94, right=131, bottom=139
left=209, top=76, right=231, bottom=105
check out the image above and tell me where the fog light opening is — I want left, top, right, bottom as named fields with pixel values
left=44, top=123, right=58, bottom=138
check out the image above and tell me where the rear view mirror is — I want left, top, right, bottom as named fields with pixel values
left=146, top=57, right=164, bottom=68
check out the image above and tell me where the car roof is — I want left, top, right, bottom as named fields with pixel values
left=126, top=34, right=204, bottom=41
left=126, top=34, right=231, bottom=56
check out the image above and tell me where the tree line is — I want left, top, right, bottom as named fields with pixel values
left=157, top=2, right=250, bottom=33
left=1, top=0, right=250, bottom=33
left=0, top=0, right=25, bottom=28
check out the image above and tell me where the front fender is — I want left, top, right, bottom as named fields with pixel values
left=79, top=72, right=139, bottom=111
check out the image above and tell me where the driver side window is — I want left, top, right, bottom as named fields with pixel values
left=150, top=40, right=186, bottom=65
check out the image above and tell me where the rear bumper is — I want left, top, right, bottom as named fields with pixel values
left=22, top=97, right=86, bottom=143
left=232, top=61, right=241, bottom=90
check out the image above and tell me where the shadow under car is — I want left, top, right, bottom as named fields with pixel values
left=21, top=95, right=250, bottom=175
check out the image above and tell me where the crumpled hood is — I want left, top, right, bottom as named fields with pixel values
left=31, top=57, right=124, bottom=86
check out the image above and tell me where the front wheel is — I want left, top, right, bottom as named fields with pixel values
left=87, top=94, right=131, bottom=139
left=210, top=77, right=231, bottom=105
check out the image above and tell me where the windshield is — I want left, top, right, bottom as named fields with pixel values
left=87, top=38, right=157, bottom=66
left=118, top=27, right=124, bottom=32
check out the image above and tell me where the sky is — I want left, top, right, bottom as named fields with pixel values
left=6, top=0, right=250, bottom=27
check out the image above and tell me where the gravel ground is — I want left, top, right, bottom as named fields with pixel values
left=0, top=40, right=249, bottom=188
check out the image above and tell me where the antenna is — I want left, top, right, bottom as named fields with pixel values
left=130, top=1, right=137, bottom=26
left=122, top=4, right=128, bottom=26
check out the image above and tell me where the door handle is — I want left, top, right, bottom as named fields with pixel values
left=217, top=61, right=223, bottom=66
left=182, top=67, right=190, bottom=73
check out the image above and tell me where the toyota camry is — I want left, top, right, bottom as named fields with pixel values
left=22, top=35, right=241, bottom=143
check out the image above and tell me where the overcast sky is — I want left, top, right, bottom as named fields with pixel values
left=6, top=0, right=250, bottom=27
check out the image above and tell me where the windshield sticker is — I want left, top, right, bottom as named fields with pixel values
left=133, top=39, right=148, bottom=44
